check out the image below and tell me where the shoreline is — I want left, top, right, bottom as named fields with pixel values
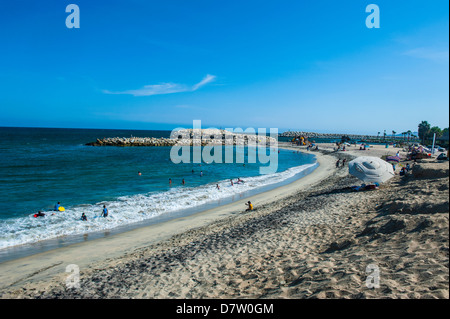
left=1, top=143, right=447, bottom=299
left=0, top=160, right=318, bottom=263
left=0, top=145, right=335, bottom=292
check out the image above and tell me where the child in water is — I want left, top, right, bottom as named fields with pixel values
left=101, top=205, right=108, bottom=217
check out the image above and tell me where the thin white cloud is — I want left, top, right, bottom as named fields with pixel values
left=103, top=74, right=216, bottom=96
left=191, top=74, right=216, bottom=91
left=402, top=47, right=449, bottom=63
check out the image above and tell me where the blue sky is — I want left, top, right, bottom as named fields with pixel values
left=0, top=0, right=448, bottom=134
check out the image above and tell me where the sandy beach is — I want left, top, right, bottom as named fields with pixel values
left=0, top=143, right=448, bottom=299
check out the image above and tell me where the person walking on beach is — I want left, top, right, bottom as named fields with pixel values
left=342, top=158, right=346, bottom=167
left=336, top=159, right=340, bottom=168
left=101, top=205, right=108, bottom=218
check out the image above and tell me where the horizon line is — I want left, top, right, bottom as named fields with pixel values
left=0, top=124, right=423, bottom=137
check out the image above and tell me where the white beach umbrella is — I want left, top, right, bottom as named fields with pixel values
left=348, top=156, right=395, bottom=184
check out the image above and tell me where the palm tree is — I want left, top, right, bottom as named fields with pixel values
left=392, top=130, right=396, bottom=140
left=401, top=132, right=407, bottom=141
left=430, top=126, right=443, bottom=138
left=418, top=121, right=431, bottom=144
left=407, top=130, right=412, bottom=141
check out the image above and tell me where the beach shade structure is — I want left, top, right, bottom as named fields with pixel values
left=348, top=156, right=395, bottom=184
left=386, top=155, right=401, bottom=163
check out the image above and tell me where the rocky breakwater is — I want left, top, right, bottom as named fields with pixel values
left=280, top=131, right=378, bottom=140
left=86, top=137, right=177, bottom=147
left=86, top=129, right=278, bottom=147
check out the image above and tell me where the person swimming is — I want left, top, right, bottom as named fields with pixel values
left=81, top=213, right=87, bottom=221
left=54, top=202, right=61, bottom=211
left=33, top=211, right=46, bottom=218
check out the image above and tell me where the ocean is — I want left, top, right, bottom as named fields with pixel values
left=0, top=127, right=317, bottom=259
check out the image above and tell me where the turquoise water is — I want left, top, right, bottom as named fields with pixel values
left=0, top=127, right=317, bottom=250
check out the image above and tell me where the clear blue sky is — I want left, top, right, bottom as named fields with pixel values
left=0, top=0, right=448, bottom=134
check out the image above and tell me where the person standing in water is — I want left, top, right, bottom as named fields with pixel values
left=169, top=178, right=172, bottom=186
left=182, top=179, right=185, bottom=185
left=101, top=205, right=108, bottom=217
left=81, top=213, right=87, bottom=221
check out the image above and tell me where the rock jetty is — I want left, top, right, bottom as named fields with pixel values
left=279, top=131, right=379, bottom=140
left=86, top=129, right=277, bottom=147
left=279, top=131, right=420, bottom=142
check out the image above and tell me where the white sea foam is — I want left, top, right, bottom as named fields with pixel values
left=0, top=163, right=317, bottom=249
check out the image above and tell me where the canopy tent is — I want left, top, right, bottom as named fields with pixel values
left=348, top=156, right=395, bottom=184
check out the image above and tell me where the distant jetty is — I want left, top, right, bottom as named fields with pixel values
left=279, top=131, right=419, bottom=143
left=86, top=129, right=277, bottom=147
left=279, top=131, right=378, bottom=140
